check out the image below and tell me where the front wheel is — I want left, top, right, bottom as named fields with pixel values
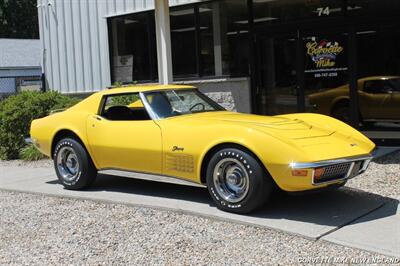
left=206, top=148, right=273, bottom=214
left=53, top=138, right=97, bottom=190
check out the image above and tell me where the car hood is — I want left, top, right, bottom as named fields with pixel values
left=201, top=112, right=335, bottom=139
left=161, top=111, right=374, bottom=161
left=193, top=111, right=373, bottom=160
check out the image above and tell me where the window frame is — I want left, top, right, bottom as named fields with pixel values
left=98, top=92, right=153, bottom=121
left=107, top=10, right=158, bottom=85
left=107, top=0, right=251, bottom=83
left=364, top=80, right=387, bottom=94
left=141, top=88, right=225, bottom=120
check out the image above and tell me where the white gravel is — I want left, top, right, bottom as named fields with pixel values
left=0, top=151, right=399, bottom=265
left=347, top=151, right=400, bottom=200
left=0, top=190, right=397, bottom=265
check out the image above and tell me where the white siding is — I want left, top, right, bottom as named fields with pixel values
left=38, top=0, right=204, bottom=94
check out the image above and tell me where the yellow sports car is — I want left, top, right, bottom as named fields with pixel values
left=30, top=85, right=375, bottom=213
left=308, top=76, right=400, bottom=123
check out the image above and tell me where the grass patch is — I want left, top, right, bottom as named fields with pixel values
left=19, top=145, right=47, bottom=161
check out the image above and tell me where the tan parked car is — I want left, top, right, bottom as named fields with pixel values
left=308, top=76, right=400, bottom=123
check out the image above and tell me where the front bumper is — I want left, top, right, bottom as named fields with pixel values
left=290, top=154, right=373, bottom=186
left=269, top=150, right=379, bottom=192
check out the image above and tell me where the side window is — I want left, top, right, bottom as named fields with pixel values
left=101, top=93, right=151, bottom=121
left=364, top=80, right=386, bottom=94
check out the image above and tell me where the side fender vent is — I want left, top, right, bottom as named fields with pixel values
left=165, top=153, right=194, bottom=173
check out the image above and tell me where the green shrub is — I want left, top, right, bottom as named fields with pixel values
left=19, top=144, right=47, bottom=161
left=0, top=91, right=80, bottom=160
left=109, top=94, right=139, bottom=106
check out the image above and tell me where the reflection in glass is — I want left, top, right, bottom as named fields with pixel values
left=218, top=0, right=250, bottom=76
left=170, top=6, right=197, bottom=76
left=109, top=12, right=157, bottom=83
left=304, top=33, right=349, bottom=121
left=258, top=34, right=298, bottom=115
left=198, top=3, right=215, bottom=76
left=252, top=0, right=344, bottom=26
left=309, top=77, right=400, bottom=124
left=357, top=24, right=400, bottom=131
left=309, top=24, right=400, bottom=131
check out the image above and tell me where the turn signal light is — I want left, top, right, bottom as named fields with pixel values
left=291, top=169, right=308, bottom=176
left=313, top=168, right=325, bottom=180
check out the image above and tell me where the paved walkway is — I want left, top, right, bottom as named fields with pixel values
left=0, top=165, right=399, bottom=258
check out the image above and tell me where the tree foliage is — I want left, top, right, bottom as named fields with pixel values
left=0, top=0, right=39, bottom=39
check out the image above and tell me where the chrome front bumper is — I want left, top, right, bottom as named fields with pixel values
left=290, top=153, right=374, bottom=186
left=290, top=154, right=373, bottom=169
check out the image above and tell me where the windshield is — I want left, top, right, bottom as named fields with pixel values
left=144, top=89, right=225, bottom=119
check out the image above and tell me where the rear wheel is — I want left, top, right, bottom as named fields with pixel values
left=53, top=138, right=97, bottom=190
left=206, top=148, right=273, bottom=214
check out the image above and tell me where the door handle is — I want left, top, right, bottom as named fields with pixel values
left=91, top=116, right=102, bottom=127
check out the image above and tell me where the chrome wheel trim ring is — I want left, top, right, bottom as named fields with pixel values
left=213, top=158, right=250, bottom=203
left=56, top=146, right=80, bottom=182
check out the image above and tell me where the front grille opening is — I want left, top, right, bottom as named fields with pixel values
left=313, top=162, right=352, bottom=184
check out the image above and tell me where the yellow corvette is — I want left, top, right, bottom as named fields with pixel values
left=309, top=76, right=400, bottom=123
left=30, top=85, right=375, bottom=213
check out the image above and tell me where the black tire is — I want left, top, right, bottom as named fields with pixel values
left=206, top=148, right=273, bottom=214
left=53, top=138, right=97, bottom=190
left=332, top=103, right=350, bottom=123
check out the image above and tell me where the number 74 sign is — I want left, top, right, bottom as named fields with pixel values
left=317, top=7, right=330, bottom=16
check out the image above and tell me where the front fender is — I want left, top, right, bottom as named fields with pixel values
left=197, top=124, right=307, bottom=188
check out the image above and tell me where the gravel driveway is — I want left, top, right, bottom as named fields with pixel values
left=0, top=151, right=399, bottom=265
left=1, top=190, right=397, bottom=265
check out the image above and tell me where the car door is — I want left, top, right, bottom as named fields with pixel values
left=86, top=93, right=162, bottom=174
left=360, top=79, right=393, bottom=120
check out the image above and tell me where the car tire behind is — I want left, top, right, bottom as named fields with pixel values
left=53, top=138, right=97, bottom=190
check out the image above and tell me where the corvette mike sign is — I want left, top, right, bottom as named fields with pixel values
left=304, top=37, right=348, bottom=78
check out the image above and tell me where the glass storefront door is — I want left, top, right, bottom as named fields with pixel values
left=251, top=0, right=400, bottom=141
left=303, top=29, right=351, bottom=121
left=256, top=32, right=300, bottom=115
left=355, top=22, right=400, bottom=135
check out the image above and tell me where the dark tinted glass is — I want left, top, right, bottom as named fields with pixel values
left=169, top=1, right=249, bottom=78
left=356, top=23, right=400, bottom=131
left=198, top=3, right=215, bottom=76
left=219, top=0, right=250, bottom=76
left=252, top=0, right=344, bottom=26
left=170, top=6, right=197, bottom=76
left=108, top=12, right=157, bottom=83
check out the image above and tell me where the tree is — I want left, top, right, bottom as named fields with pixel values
left=0, top=0, right=39, bottom=39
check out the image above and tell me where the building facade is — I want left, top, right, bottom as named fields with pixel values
left=0, top=39, right=42, bottom=98
left=38, top=0, right=400, bottom=140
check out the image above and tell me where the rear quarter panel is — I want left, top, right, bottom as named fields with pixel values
left=30, top=92, right=100, bottom=161
left=30, top=110, right=93, bottom=160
